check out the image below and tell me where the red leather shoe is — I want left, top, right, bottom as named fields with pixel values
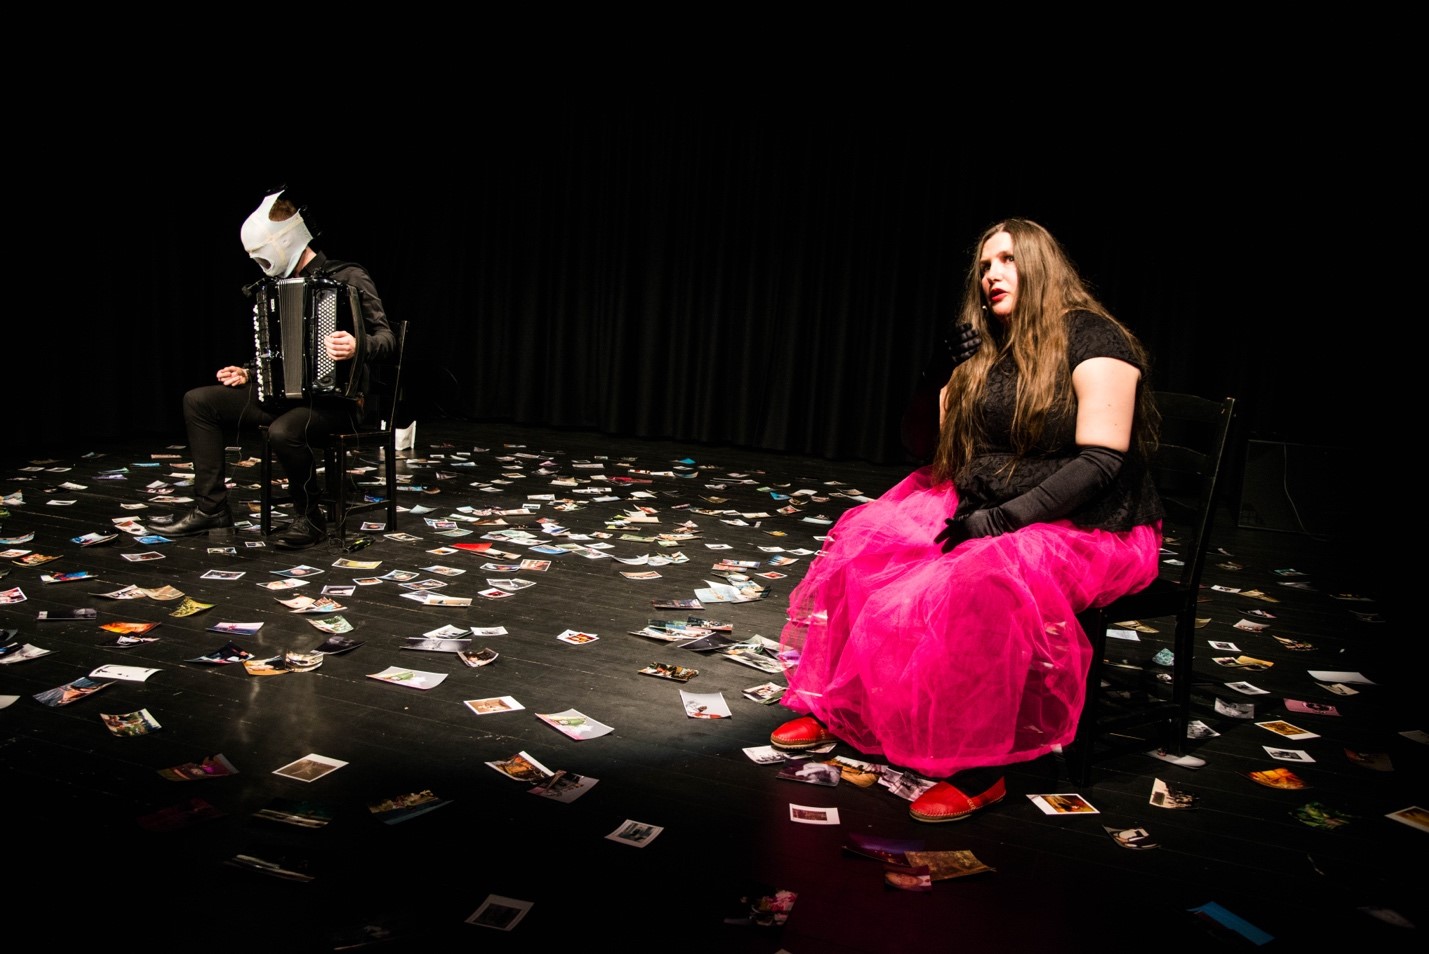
left=908, top=777, right=1006, bottom=822
left=770, top=716, right=837, bottom=750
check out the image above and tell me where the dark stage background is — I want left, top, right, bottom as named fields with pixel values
left=24, top=110, right=1370, bottom=548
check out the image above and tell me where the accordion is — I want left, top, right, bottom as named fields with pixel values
left=250, top=275, right=366, bottom=410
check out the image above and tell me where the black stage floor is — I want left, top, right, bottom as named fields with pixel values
left=1, top=419, right=1419, bottom=952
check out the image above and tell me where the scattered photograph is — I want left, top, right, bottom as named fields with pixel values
left=253, top=798, right=335, bottom=829
left=273, top=753, right=349, bottom=783
left=777, top=758, right=841, bottom=787
left=1285, top=699, right=1341, bottom=717
left=1224, top=681, right=1271, bottom=695
left=556, top=629, right=598, bottom=645
left=1256, top=720, right=1319, bottom=741
left=1150, top=778, right=1199, bottom=809
left=742, top=745, right=791, bottom=765
left=464, top=696, right=524, bottom=716
left=367, top=667, right=447, bottom=690
left=169, top=597, right=214, bottom=618
left=844, top=832, right=923, bottom=864
left=788, top=803, right=840, bottom=825
left=485, top=751, right=554, bottom=782
left=401, top=636, right=470, bottom=653
left=100, top=708, right=161, bottom=737
left=37, top=608, right=98, bottom=621
left=225, top=854, right=313, bottom=882
left=1385, top=805, right=1429, bottom=834
left=458, top=647, right=500, bottom=667
left=1188, top=719, right=1223, bottom=742
left=381, top=569, right=420, bottom=582
left=1246, top=767, right=1309, bottom=790
left=529, top=770, right=599, bottom=803
left=158, top=753, right=239, bottom=781
left=33, top=676, right=112, bottom=707
left=639, top=661, right=698, bottom=682
left=272, top=562, right=324, bottom=576
left=368, top=789, right=453, bottom=825
left=100, top=621, right=160, bottom=636
left=1307, top=670, right=1376, bottom=685
left=903, top=849, right=996, bottom=879
left=884, top=863, right=933, bottom=892
left=1214, top=699, right=1256, bottom=719
left=309, top=615, right=354, bottom=635
left=535, top=708, right=614, bottom=740
left=208, top=622, right=263, bottom=636
left=1106, top=826, right=1159, bottom=850
left=187, top=641, right=252, bottom=665
left=89, top=664, right=159, bottom=682
left=466, top=895, right=533, bottom=931
left=721, top=882, right=799, bottom=926
left=743, top=681, right=786, bottom=705
left=1294, top=801, right=1357, bottom=830
left=605, top=819, right=664, bottom=846
left=1264, top=747, right=1315, bottom=763
left=1027, top=793, right=1099, bottom=815
left=243, top=656, right=291, bottom=676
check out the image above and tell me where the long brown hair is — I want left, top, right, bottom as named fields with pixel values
left=931, top=218, right=1155, bottom=482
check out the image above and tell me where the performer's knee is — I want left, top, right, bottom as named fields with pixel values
left=182, top=386, right=223, bottom=424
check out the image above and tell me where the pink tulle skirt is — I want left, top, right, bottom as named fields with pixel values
left=779, top=466, right=1161, bottom=779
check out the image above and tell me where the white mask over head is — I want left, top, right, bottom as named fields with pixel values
left=241, top=192, right=313, bottom=278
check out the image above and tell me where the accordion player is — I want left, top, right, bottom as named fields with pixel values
left=249, top=274, right=367, bottom=410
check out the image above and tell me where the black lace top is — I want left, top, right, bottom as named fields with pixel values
left=952, top=310, right=1163, bottom=532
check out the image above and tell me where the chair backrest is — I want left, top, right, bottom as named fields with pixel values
left=1145, top=391, right=1237, bottom=594
left=365, top=320, right=408, bottom=432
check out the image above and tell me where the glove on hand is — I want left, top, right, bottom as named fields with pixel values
left=935, top=509, right=1011, bottom=552
left=934, top=446, right=1126, bottom=553
left=919, top=322, right=982, bottom=387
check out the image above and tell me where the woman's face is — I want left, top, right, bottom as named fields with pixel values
left=979, top=230, right=1018, bottom=322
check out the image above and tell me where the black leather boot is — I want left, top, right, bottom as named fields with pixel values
left=157, top=506, right=234, bottom=536
left=274, top=509, right=327, bottom=550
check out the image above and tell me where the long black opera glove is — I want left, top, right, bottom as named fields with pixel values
left=925, top=323, right=982, bottom=385
left=900, top=323, right=983, bottom=461
left=935, top=445, right=1126, bottom=552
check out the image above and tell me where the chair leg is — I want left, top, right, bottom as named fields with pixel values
left=260, top=426, right=273, bottom=536
left=330, top=438, right=349, bottom=545
left=1168, top=611, right=1195, bottom=757
left=1069, top=607, right=1106, bottom=786
left=384, top=434, right=398, bottom=531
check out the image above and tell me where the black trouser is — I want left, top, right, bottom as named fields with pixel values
left=181, top=383, right=358, bottom=516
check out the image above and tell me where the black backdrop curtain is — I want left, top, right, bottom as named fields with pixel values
left=20, top=109, right=1358, bottom=477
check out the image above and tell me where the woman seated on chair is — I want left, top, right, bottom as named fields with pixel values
left=771, top=218, right=1164, bottom=822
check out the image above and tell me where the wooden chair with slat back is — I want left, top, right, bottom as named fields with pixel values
left=1065, top=391, right=1237, bottom=784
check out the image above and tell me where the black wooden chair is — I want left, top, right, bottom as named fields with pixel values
left=1064, top=391, right=1237, bottom=785
left=260, top=320, right=409, bottom=544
